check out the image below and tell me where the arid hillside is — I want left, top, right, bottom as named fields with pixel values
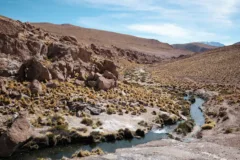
left=172, top=42, right=217, bottom=53
left=32, top=23, right=192, bottom=59
left=152, top=45, right=240, bottom=85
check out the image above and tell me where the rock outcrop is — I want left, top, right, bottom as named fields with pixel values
left=0, top=16, right=119, bottom=90
left=0, top=112, right=33, bottom=157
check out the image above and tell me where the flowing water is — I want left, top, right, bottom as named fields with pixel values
left=4, top=96, right=205, bottom=160
left=185, top=95, right=205, bottom=126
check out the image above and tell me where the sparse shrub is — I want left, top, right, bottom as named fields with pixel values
left=175, top=119, right=194, bottom=135
left=138, top=120, right=148, bottom=127
left=107, top=107, right=116, bottom=115
left=202, top=118, right=216, bottom=130
left=224, top=128, right=233, bottom=134
left=81, top=117, right=93, bottom=126
left=152, top=111, right=157, bottom=115
left=96, top=120, right=103, bottom=127
left=72, top=150, right=91, bottom=158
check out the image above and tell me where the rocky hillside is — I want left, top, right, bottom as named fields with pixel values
left=0, top=15, right=192, bottom=157
left=152, top=45, right=240, bottom=84
left=234, top=42, right=240, bottom=45
left=32, top=23, right=193, bottom=60
left=0, top=16, right=120, bottom=91
left=172, top=43, right=217, bottom=53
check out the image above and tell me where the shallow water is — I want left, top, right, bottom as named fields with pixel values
left=185, top=95, right=205, bottom=126
left=4, top=96, right=205, bottom=160
left=6, top=131, right=170, bottom=160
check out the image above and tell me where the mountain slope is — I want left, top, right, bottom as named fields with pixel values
left=32, top=23, right=193, bottom=59
left=172, top=43, right=217, bottom=53
left=154, top=45, right=240, bottom=84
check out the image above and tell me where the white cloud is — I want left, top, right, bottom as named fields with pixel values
left=128, top=24, right=189, bottom=38
left=127, top=23, right=230, bottom=43
left=168, top=0, right=239, bottom=26
left=64, top=0, right=161, bottom=11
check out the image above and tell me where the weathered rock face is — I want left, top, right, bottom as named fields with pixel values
left=47, top=42, right=76, bottom=61
left=18, top=58, right=52, bottom=81
left=97, top=76, right=116, bottom=91
left=47, top=42, right=92, bottom=63
left=0, top=33, right=31, bottom=60
left=0, top=58, right=20, bottom=77
left=0, top=112, right=33, bottom=157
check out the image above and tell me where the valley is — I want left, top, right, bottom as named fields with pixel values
left=0, top=15, right=239, bottom=160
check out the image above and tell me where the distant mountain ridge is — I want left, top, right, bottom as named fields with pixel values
left=172, top=42, right=217, bottom=53
left=201, top=42, right=225, bottom=47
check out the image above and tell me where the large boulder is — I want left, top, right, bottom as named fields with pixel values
left=47, top=42, right=71, bottom=61
left=0, top=112, right=34, bottom=157
left=97, top=76, right=116, bottom=91
left=47, top=42, right=92, bottom=63
left=77, top=47, right=92, bottom=62
left=18, top=58, right=52, bottom=81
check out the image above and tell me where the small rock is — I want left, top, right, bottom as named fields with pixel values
left=135, top=129, right=145, bottom=137
left=103, top=70, right=117, bottom=80
left=74, top=79, right=85, bottom=87
left=86, top=105, right=103, bottom=115
left=29, top=79, right=42, bottom=94
left=46, top=81, right=58, bottom=89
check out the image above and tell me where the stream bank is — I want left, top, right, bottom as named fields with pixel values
left=3, top=96, right=206, bottom=160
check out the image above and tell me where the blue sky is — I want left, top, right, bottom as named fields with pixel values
left=1, top=0, right=240, bottom=44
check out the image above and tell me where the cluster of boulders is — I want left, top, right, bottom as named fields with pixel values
left=0, top=17, right=119, bottom=91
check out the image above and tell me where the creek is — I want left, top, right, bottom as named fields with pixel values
left=5, top=96, right=205, bottom=160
